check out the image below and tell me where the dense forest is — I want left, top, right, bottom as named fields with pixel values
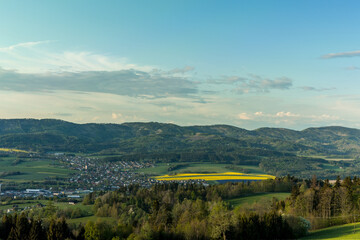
left=288, top=175, right=360, bottom=229
left=3, top=175, right=360, bottom=239
left=0, top=177, right=302, bottom=240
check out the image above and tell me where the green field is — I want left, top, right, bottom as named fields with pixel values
left=0, top=199, right=117, bottom=224
left=0, top=200, right=92, bottom=213
left=227, top=192, right=290, bottom=207
left=135, top=162, right=266, bottom=176
left=320, top=163, right=343, bottom=172
left=0, top=157, right=74, bottom=182
left=0, top=199, right=120, bottom=225
left=301, top=222, right=360, bottom=239
left=302, top=155, right=355, bottom=162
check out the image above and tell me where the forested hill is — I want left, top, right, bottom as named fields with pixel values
left=0, top=119, right=360, bottom=160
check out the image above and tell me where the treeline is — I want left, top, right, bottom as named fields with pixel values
left=225, top=165, right=250, bottom=173
left=0, top=214, right=77, bottom=240
left=0, top=208, right=298, bottom=240
left=167, top=163, right=189, bottom=172
left=260, top=156, right=327, bottom=177
left=259, top=156, right=360, bottom=179
left=288, top=176, right=360, bottom=229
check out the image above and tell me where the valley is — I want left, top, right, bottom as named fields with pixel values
left=2, top=120, right=360, bottom=239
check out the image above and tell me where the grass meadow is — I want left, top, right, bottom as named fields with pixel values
left=0, top=200, right=115, bottom=225
left=0, top=157, right=75, bottom=182
left=0, top=200, right=91, bottom=210
left=301, top=222, right=360, bottom=239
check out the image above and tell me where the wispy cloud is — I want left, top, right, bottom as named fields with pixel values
left=300, top=86, right=336, bottom=91
left=322, top=50, right=360, bottom=59
left=208, top=75, right=293, bottom=94
left=168, top=66, right=195, bottom=74
left=346, top=66, right=360, bottom=71
left=0, top=41, right=51, bottom=52
left=233, top=76, right=292, bottom=94
left=0, top=68, right=198, bottom=98
left=208, top=76, right=246, bottom=85
left=0, top=42, right=152, bottom=73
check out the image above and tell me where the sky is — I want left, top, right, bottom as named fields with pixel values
left=1, top=1, right=360, bottom=130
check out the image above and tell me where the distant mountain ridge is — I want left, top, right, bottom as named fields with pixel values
left=0, top=119, right=360, bottom=160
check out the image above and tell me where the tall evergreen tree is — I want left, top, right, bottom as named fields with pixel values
left=29, top=219, right=46, bottom=240
left=1, top=214, right=14, bottom=240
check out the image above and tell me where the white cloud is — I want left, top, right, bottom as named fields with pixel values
left=275, top=111, right=299, bottom=117
left=237, top=112, right=251, bottom=120
left=112, top=113, right=119, bottom=119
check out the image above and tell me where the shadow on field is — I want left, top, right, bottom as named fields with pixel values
left=303, top=224, right=360, bottom=239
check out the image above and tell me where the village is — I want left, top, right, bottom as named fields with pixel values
left=54, top=154, right=158, bottom=189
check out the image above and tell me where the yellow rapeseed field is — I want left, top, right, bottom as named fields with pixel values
left=0, top=148, right=29, bottom=153
left=155, top=172, right=275, bottom=181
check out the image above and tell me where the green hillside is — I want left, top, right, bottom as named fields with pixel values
left=1, top=119, right=360, bottom=178
left=1, top=119, right=360, bottom=156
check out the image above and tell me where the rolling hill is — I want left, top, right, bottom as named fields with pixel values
left=1, top=119, right=360, bottom=178
left=0, top=119, right=359, bottom=156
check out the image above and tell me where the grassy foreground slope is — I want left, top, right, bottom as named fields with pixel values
left=301, top=222, right=360, bottom=239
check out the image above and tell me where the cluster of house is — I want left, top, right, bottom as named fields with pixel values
left=3, top=202, right=45, bottom=214
left=1, top=188, right=92, bottom=199
left=57, top=155, right=157, bottom=189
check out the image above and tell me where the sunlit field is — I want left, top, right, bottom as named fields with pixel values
left=301, top=222, right=360, bottom=239
left=155, top=172, right=275, bottom=181
left=0, top=148, right=29, bottom=153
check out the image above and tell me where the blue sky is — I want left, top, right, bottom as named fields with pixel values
left=1, top=1, right=360, bottom=129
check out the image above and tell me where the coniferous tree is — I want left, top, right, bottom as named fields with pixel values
left=47, top=219, right=57, bottom=240
left=8, top=213, right=31, bottom=240
left=75, top=226, right=86, bottom=240
left=7, top=227, right=18, bottom=240
left=1, top=214, right=14, bottom=239
left=29, top=219, right=46, bottom=240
